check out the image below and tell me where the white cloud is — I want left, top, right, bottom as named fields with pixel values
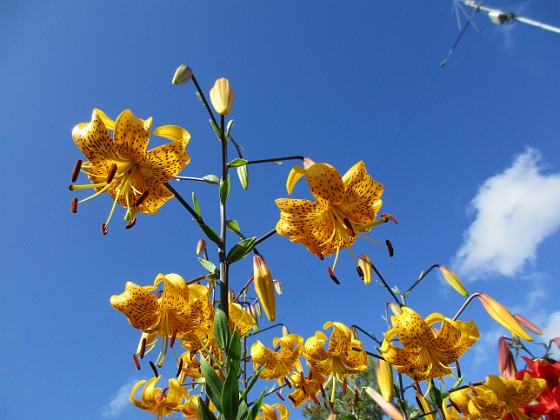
left=100, top=378, right=138, bottom=418
left=453, top=148, right=560, bottom=280
left=541, top=310, right=560, bottom=358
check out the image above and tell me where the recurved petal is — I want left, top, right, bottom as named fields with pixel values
left=94, top=108, right=116, bottom=131
left=134, top=181, right=174, bottom=215
left=380, top=339, right=420, bottom=369
left=304, top=163, right=345, bottom=203
left=286, top=165, right=306, bottom=194
left=391, top=307, right=435, bottom=348
left=72, top=109, right=117, bottom=162
left=303, top=331, right=329, bottom=362
left=155, top=273, right=190, bottom=312
left=113, top=109, right=153, bottom=161
left=154, top=125, right=191, bottom=143
left=111, top=282, right=160, bottom=330
left=324, top=322, right=352, bottom=357
left=142, top=139, right=191, bottom=183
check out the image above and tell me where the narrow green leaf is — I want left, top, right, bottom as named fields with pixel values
left=429, top=383, right=443, bottom=409
left=198, top=258, right=218, bottom=275
left=192, top=192, right=201, bottom=216
left=239, top=369, right=262, bottom=402
left=227, top=330, right=242, bottom=367
left=214, top=309, right=231, bottom=351
left=194, top=397, right=219, bottom=420
left=226, top=220, right=240, bottom=232
left=236, top=401, right=248, bottom=420
left=200, top=223, right=221, bottom=245
left=247, top=390, right=265, bottom=420
left=200, top=358, right=223, bottom=413
left=227, top=158, right=248, bottom=168
left=226, top=237, right=256, bottom=264
left=202, top=174, right=220, bottom=184
left=221, top=363, right=239, bottom=420
left=237, top=165, right=249, bottom=190
left=219, top=175, right=230, bottom=204
left=226, top=119, right=234, bottom=136
left=209, top=118, right=221, bottom=140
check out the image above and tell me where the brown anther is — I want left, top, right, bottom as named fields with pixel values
left=134, top=190, right=149, bottom=207
left=330, top=402, right=336, bottom=414
left=310, top=240, right=324, bottom=260
left=356, top=265, right=364, bottom=280
left=71, top=159, right=82, bottom=182
left=311, top=394, right=320, bottom=405
left=456, top=359, right=461, bottom=378
left=320, top=383, right=326, bottom=398
left=170, top=329, right=177, bottom=348
left=139, top=338, right=147, bottom=359
left=125, top=217, right=136, bottom=229
left=284, top=378, right=292, bottom=389
left=176, top=358, right=183, bottom=378
left=386, top=239, right=394, bottom=257
left=101, top=223, right=108, bottom=235
left=342, top=377, right=347, bottom=395
left=288, top=395, right=297, bottom=405
left=353, top=387, right=359, bottom=405
left=105, top=163, right=117, bottom=184
left=276, top=391, right=285, bottom=401
left=156, top=391, right=166, bottom=403
left=149, top=361, right=159, bottom=377
left=71, top=198, right=78, bottom=213
left=327, top=267, right=340, bottom=285
left=343, top=217, right=356, bottom=236
left=381, top=213, right=398, bottom=224
left=132, top=353, right=141, bottom=370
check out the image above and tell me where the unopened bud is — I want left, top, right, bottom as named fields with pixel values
left=210, top=77, right=234, bottom=115
left=365, top=387, right=404, bottom=420
left=253, top=255, right=276, bottom=321
left=172, top=64, right=193, bottom=85
left=254, top=302, right=262, bottom=318
left=478, top=293, right=532, bottom=341
left=273, top=279, right=282, bottom=295
left=439, top=265, right=468, bottom=296
left=237, top=164, right=249, bottom=189
left=196, top=239, right=206, bottom=255
left=377, top=360, right=394, bottom=401
left=358, top=254, right=373, bottom=285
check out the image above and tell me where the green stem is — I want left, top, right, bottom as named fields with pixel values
left=245, top=156, right=304, bottom=165
left=191, top=74, right=220, bottom=130
left=218, top=114, right=229, bottom=320
left=369, top=262, right=400, bottom=304
left=403, top=264, right=439, bottom=296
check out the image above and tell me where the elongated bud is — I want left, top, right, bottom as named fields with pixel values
left=196, top=239, right=206, bottom=255
left=172, top=64, right=192, bottom=84
left=478, top=293, right=532, bottom=341
left=358, top=254, right=373, bottom=285
left=514, top=314, right=542, bottom=335
left=498, top=337, right=517, bottom=378
left=237, top=164, right=249, bottom=189
left=210, top=77, right=234, bottom=115
left=377, top=360, right=394, bottom=401
left=439, top=265, right=468, bottom=296
left=365, top=387, right=404, bottom=420
left=273, top=279, right=282, bottom=295
left=253, top=255, right=276, bottom=321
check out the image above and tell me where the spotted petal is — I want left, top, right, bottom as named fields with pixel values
left=113, top=109, right=153, bottom=161
left=304, top=163, right=345, bottom=203
left=72, top=109, right=118, bottom=164
left=110, top=282, right=160, bottom=331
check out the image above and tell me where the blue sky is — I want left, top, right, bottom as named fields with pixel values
left=2, top=1, right=560, bottom=419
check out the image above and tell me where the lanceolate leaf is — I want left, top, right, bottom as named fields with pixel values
left=200, top=223, right=221, bottom=245
left=219, top=175, right=231, bottom=204
left=200, top=358, right=224, bottom=413
left=227, top=158, right=248, bottom=167
left=198, top=258, right=218, bottom=275
left=227, top=237, right=257, bottom=264
left=202, top=174, right=220, bottom=184
left=247, top=390, right=265, bottom=420
left=214, top=309, right=231, bottom=351
left=226, top=220, right=240, bottom=232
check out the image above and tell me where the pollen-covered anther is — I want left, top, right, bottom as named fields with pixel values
left=381, top=213, right=398, bottom=224
left=277, top=391, right=286, bottom=400
left=101, top=223, right=108, bottom=235
left=125, top=217, right=136, bottom=229
left=134, top=190, right=150, bottom=207
left=132, top=353, right=141, bottom=370
left=139, top=337, right=147, bottom=359
left=310, top=240, right=324, bottom=260
left=71, top=198, right=78, bottom=213
left=342, top=377, right=348, bottom=395
left=170, top=329, right=177, bottom=348
left=328, top=267, right=340, bottom=285
left=105, top=163, right=117, bottom=184
left=176, top=358, right=183, bottom=378
left=343, top=218, right=356, bottom=236
left=71, top=159, right=82, bottom=182
left=386, top=240, right=394, bottom=257
left=149, top=361, right=159, bottom=377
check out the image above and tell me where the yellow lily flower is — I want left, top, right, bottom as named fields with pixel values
left=70, top=109, right=190, bottom=233
left=287, top=369, right=326, bottom=407
left=256, top=403, right=290, bottom=420
left=251, top=333, right=304, bottom=382
left=275, top=161, right=385, bottom=279
left=130, top=377, right=189, bottom=417
left=110, top=274, right=213, bottom=364
left=445, top=373, right=546, bottom=420
left=303, top=321, right=367, bottom=402
left=380, top=307, right=479, bottom=381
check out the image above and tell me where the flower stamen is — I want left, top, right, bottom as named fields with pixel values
left=71, top=197, right=78, bottom=213
left=134, top=190, right=150, bottom=207
left=132, top=353, right=141, bottom=370
left=105, top=163, right=117, bottom=183
left=71, top=159, right=82, bottom=182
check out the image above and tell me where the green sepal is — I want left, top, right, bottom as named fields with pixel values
left=203, top=174, right=220, bottom=184
left=226, top=237, right=256, bottom=264
left=246, top=390, right=265, bottom=420
left=226, top=220, right=240, bottom=232
left=237, top=165, right=249, bottom=190
left=198, top=258, right=218, bottom=275
left=200, top=223, right=221, bottom=245
left=200, top=358, right=224, bottom=413
left=214, top=308, right=231, bottom=351
left=193, top=397, right=218, bottom=420
left=192, top=192, right=201, bottom=216
left=219, top=175, right=230, bottom=204
left=227, top=158, right=248, bottom=168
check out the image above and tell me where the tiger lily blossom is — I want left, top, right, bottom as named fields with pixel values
left=70, top=109, right=190, bottom=233
left=251, top=333, right=304, bottom=382
left=256, top=403, right=290, bottom=420
left=303, top=321, right=367, bottom=402
left=276, top=160, right=388, bottom=280
left=130, top=377, right=190, bottom=417
left=380, top=307, right=479, bottom=381
left=445, top=373, right=546, bottom=419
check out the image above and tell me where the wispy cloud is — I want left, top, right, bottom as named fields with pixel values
left=453, top=148, right=560, bottom=280
left=100, top=378, right=138, bottom=418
